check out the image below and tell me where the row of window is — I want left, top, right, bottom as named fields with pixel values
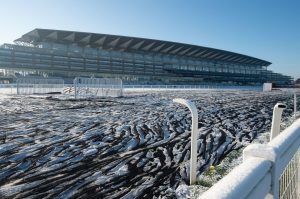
left=2, top=55, right=262, bottom=74
left=0, top=55, right=261, bottom=75
left=1, top=46, right=265, bottom=76
left=5, top=43, right=265, bottom=69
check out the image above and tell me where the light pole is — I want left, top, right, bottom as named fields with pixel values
left=270, top=103, right=286, bottom=140
left=173, top=98, right=198, bottom=185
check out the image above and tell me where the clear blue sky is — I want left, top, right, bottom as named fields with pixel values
left=0, top=0, right=299, bottom=79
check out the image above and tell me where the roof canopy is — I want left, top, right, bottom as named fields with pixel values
left=15, top=28, right=271, bottom=66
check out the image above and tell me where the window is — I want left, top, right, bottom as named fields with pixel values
left=69, top=45, right=82, bottom=53
left=53, top=44, right=67, bottom=51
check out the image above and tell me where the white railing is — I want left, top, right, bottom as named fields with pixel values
left=0, top=84, right=264, bottom=95
left=279, top=151, right=299, bottom=199
left=16, top=78, right=64, bottom=95
left=0, top=83, right=17, bottom=94
left=198, top=118, right=300, bottom=199
left=123, top=84, right=262, bottom=91
left=73, top=77, right=123, bottom=99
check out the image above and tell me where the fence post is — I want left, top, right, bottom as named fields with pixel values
left=16, top=81, right=19, bottom=95
left=294, top=92, right=297, bottom=119
left=173, top=98, right=198, bottom=185
left=270, top=103, right=286, bottom=141
left=74, top=78, right=77, bottom=99
left=268, top=103, right=286, bottom=198
left=243, top=144, right=279, bottom=199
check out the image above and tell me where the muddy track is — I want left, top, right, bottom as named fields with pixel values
left=0, top=91, right=297, bottom=198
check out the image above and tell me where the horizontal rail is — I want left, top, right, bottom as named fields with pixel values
left=198, top=119, right=300, bottom=199
left=199, top=157, right=272, bottom=199
left=123, top=84, right=262, bottom=91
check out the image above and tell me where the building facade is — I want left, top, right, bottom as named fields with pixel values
left=0, top=28, right=293, bottom=85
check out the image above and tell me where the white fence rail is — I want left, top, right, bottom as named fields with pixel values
left=0, top=83, right=263, bottom=95
left=16, top=78, right=64, bottom=95
left=123, top=84, right=262, bottom=91
left=279, top=151, right=299, bottom=199
left=0, top=84, right=17, bottom=94
left=73, top=77, right=123, bottom=99
left=199, top=119, right=300, bottom=199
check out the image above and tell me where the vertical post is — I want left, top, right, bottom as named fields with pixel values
left=74, top=77, right=77, bottom=99
left=270, top=103, right=286, bottom=141
left=294, top=92, right=297, bottom=119
left=173, top=98, right=198, bottom=185
left=16, top=81, right=19, bottom=95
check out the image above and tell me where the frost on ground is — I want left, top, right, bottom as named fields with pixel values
left=0, top=90, right=298, bottom=199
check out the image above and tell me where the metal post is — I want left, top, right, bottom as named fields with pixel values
left=173, top=98, right=198, bottom=185
left=270, top=103, right=286, bottom=141
left=294, top=92, right=297, bottom=119
left=74, top=78, right=77, bottom=99
left=16, top=81, right=19, bottom=95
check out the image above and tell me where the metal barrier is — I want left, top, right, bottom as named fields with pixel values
left=279, top=151, right=299, bottom=199
left=123, top=84, right=262, bottom=91
left=198, top=119, right=300, bottom=199
left=0, top=83, right=264, bottom=95
left=0, top=84, right=17, bottom=94
left=16, top=78, right=64, bottom=95
left=73, top=77, right=123, bottom=99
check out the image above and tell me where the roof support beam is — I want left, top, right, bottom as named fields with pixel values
left=94, top=36, right=106, bottom=46
left=221, top=54, right=235, bottom=61
left=152, top=43, right=166, bottom=52
left=142, top=42, right=155, bottom=51
left=232, top=57, right=245, bottom=62
left=131, top=40, right=144, bottom=50
left=170, top=46, right=184, bottom=54
left=200, top=51, right=215, bottom=58
left=215, top=54, right=229, bottom=59
left=27, top=29, right=40, bottom=38
left=186, top=49, right=200, bottom=56
left=249, top=60, right=260, bottom=65
left=207, top=53, right=220, bottom=59
left=79, top=34, right=92, bottom=44
left=161, top=45, right=175, bottom=53
left=194, top=50, right=208, bottom=57
left=108, top=37, right=120, bottom=48
left=178, top=47, right=192, bottom=56
left=46, top=31, right=58, bottom=40
left=227, top=56, right=239, bottom=61
left=63, top=33, right=75, bottom=42
left=238, top=57, right=251, bottom=63
left=119, top=39, right=133, bottom=50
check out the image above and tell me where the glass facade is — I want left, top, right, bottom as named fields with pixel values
left=0, top=30, right=294, bottom=86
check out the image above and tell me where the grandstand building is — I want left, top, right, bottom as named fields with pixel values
left=0, top=28, right=293, bottom=85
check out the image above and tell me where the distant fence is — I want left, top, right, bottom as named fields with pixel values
left=16, top=78, right=64, bottom=95
left=199, top=119, right=300, bottom=199
left=73, top=77, right=123, bottom=99
left=0, top=83, right=264, bottom=95
left=0, top=84, right=17, bottom=94
left=123, top=84, right=263, bottom=91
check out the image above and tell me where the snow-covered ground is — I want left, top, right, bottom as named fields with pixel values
left=0, top=90, right=298, bottom=199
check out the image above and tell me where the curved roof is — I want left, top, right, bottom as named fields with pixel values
left=15, top=28, right=271, bottom=66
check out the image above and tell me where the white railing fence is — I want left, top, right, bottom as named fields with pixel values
left=123, top=84, right=262, bottom=91
left=198, top=119, right=300, bottom=199
left=0, top=83, right=17, bottom=94
left=0, top=83, right=265, bottom=95
left=73, top=77, right=123, bottom=99
left=16, top=78, right=64, bottom=95
left=279, top=151, right=299, bottom=199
